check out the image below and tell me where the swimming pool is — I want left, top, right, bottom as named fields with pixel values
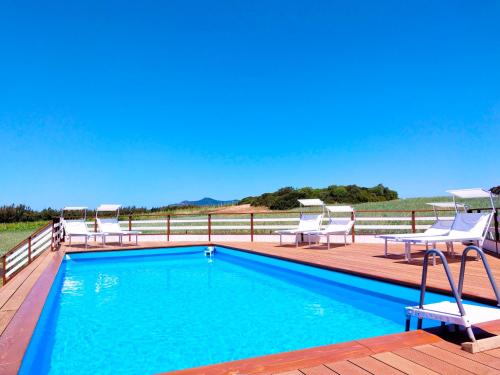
left=20, top=245, right=479, bottom=374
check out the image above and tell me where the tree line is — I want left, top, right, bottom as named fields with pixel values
left=239, top=184, right=398, bottom=210
left=0, top=204, right=198, bottom=223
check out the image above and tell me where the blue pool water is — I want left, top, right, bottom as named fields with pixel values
left=20, top=246, right=481, bottom=374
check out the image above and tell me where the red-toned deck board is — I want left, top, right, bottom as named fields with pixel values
left=298, top=364, right=337, bottom=375
left=323, top=360, right=371, bottom=374
left=392, top=347, right=473, bottom=374
left=348, top=356, right=405, bottom=374
left=1, top=241, right=500, bottom=375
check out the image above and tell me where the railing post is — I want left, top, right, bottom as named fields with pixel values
left=411, top=210, right=416, bottom=233
left=494, top=209, right=499, bottom=242
left=51, top=219, right=55, bottom=251
left=208, top=214, right=212, bottom=242
left=2, top=255, right=7, bottom=285
left=128, top=215, right=132, bottom=241
left=28, top=236, right=32, bottom=263
left=250, top=213, right=254, bottom=242
left=351, top=211, right=356, bottom=243
left=167, top=215, right=171, bottom=242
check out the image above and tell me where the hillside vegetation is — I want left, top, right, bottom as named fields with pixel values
left=240, top=184, right=398, bottom=210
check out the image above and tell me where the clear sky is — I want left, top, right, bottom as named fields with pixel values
left=1, top=1, right=499, bottom=209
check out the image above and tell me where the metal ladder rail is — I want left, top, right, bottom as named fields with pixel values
left=458, top=245, right=500, bottom=306
left=407, top=249, right=473, bottom=339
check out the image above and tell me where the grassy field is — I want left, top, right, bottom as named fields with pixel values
left=0, top=221, right=48, bottom=257
left=353, top=196, right=494, bottom=211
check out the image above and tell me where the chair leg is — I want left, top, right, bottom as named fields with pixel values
left=384, top=239, right=388, bottom=257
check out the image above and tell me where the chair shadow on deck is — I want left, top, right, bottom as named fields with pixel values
left=373, top=250, right=479, bottom=266
left=427, top=323, right=497, bottom=344
left=276, top=243, right=347, bottom=250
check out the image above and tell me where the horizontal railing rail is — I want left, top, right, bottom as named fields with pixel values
left=1, top=219, right=63, bottom=284
left=82, top=207, right=499, bottom=244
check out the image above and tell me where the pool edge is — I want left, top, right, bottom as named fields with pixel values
left=0, top=242, right=498, bottom=375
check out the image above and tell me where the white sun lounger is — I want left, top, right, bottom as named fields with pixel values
left=378, top=219, right=454, bottom=257
left=61, top=207, right=107, bottom=248
left=96, top=204, right=141, bottom=245
left=399, top=188, right=497, bottom=262
left=275, top=199, right=325, bottom=247
left=275, top=214, right=324, bottom=246
left=401, top=212, right=493, bottom=262
left=377, top=202, right=466, bottom=257
left=305, top=206, right=355, bottom=248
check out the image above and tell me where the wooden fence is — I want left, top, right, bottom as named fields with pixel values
left=1, top=208, right=498, bottom=284
left=1, top=219, right=63, bottom=284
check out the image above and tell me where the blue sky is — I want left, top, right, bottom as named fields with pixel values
left=1, top=1, right=499, bottom=209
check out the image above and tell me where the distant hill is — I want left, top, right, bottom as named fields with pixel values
left=171, top=197, right=238, bottom=207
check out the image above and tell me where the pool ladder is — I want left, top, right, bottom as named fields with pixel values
left=204, top=246, right=215, bottom=262
left=406, top=245, right=500, bottom=342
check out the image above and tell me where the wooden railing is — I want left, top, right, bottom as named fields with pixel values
left=1, top=219, right=63, bottom=284
left=2, top=208, right=498, bottom=285
left=85, top=208, right=500, bottom=243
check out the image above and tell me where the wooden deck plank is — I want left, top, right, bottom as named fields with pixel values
left=348, top=356, right=405, bottom=374
left=432, top=341, right=500, bottom=370
left=0, top=310, right=15, bottom=336
left=413, top=344, right=499, bottom=374
left=484, top=348, right=500, bottom=359
left=1, top=251, right=54, bottom=311
left=299, top=364, right=337, bottom=375
left=324, top=360, right=370, bottom=374
left=392, top=347, right=473, bottom=375
left=0, top=251, right=47, bottom=309
left=372, top=352, right=439, bottom=374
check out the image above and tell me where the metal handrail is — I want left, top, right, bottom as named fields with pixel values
left=458, top=245, right=500, bottom=306
left=417, top=249, right=466, bottom=329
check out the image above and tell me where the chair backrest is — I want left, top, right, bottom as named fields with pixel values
left=324, top=218, right=355, bottom=234
left=97, top=218, right=123, bottom=233
left=449, top=212, right=493, bottom=239
left=297, top=214, right=324, bottom=231
left=63, top=219, right=89, bottom=235
left=423, top=219, right=453, bottom=236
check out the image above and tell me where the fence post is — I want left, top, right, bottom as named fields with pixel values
left=250, top=213, right=254, bottom=242
left=351, top=211, right=356, bottom=243
left=495, top=209, right=499, bottom=242
left=128, top=215, right=132, bottom=241
left=167, top=215, right=171, bottom=242
left=411, top=211, right=416, bottom=233
left=208, top=214, right=212, bottom=242
left=28, top=236, right=32, bottom=263
left=51, top=219, right=55, bottom=251
left=2, top=256, right=6, bottom=285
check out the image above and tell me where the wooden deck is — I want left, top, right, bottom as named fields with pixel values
left=2, top=241, right=500, bottom=374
